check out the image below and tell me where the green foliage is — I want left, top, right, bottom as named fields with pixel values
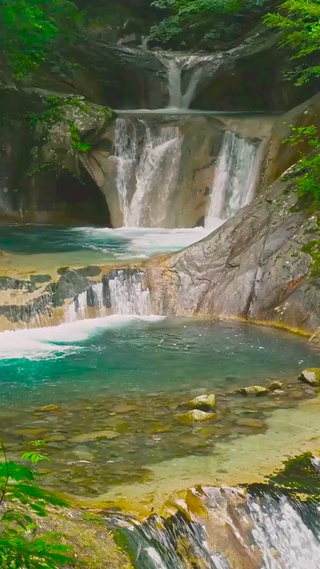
left=149, top=0, right=269, bottom=48
left=0, top=439, right=75, bottom=569
left=70, top=125, right=92, bottom=153
left=282, top=124, right=320, bottom=275
left=29, top=95, right=93, bottom=156
left=269, top=1, right=320, bottom=275
left=283, top=124, right=320, bottom=202
left=264, top=0, right=320, bottom=85
left=0, top=0, right=82, bottom=78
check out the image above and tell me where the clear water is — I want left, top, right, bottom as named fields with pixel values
left=1, top=317, right=316, bottom=403
left=0, top=316, right=319, bottom=499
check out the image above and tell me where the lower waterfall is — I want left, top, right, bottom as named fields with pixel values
left=205, top=131, right=260, bottom=229
left=111, top=480, right=320, bottom=569
left=107, top=269, right=150, bottom=316
left=67, top=269, right=150, bottom=321
left=115, top=118, right=182, bottom=227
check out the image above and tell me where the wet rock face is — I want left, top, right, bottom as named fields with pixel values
left=189, top=30, right=318, bottom=113
left=147, top=166, right=320, bottom=333
left=74, top=41, right=168, bottom=109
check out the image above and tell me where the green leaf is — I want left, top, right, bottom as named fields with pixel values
left=21, top=452, right=51, bottom=464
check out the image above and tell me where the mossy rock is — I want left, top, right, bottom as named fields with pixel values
left=180, top=409, right=217, bottom=424
left=188, top=393, right=216, bottom=411
left=298, top=368, right=320, bottom=386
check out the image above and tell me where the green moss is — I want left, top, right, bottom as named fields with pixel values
left=69, top=124, right=91, bottom=153
left=37, top=510, right=134, bottom=569
left=302, top=238, right=320, bottom=276
left=82, top=512, right=105, bottom=525
left=247, top=452, right=320, bottom=502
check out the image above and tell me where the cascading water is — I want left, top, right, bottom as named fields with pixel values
left=205, top=131, right=260, bottom=229
left=114, top=118, right=137, bottom=226
left=155, top=52, right=223, bottom=110
left=114, top=119, right=183, bottom=227
left=166, top=59, right=202, bottom=110
left=112, top=480, right=320, bottom=569
left=107, top=269, right=150, bottom=316
left=67, top=270, right=150, bottom=321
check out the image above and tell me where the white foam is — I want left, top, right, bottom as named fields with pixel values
left=75, top=226, right=217, bottom=258
left=0, top=315, right=164, bottom=361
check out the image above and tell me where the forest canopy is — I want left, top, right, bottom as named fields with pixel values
left=0, top=0, right=81, bottom=77
left=149, top=0, right=273, bottom=48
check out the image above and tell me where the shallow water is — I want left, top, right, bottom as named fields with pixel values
left=0, top=316, right=319, bottom=501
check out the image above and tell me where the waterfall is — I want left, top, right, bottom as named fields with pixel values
left=112, top=484, right=320, bottom=569
left=167, top=60, right=181, bottom=109
left=166, top=60, right=202, bottom=109
left=114, top=118, right=137, bottom=226
left=155, top=52, right=223, bottom=110
left=114, top=119, right=183, bottom=227
left=67, top=270, right=150, bottom=321
left=205, top=131, right=260, bottom=229
left=107, top=269, right=150, bottom=315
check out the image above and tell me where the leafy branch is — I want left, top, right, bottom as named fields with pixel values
left=0, top=439, right=75, bottom=569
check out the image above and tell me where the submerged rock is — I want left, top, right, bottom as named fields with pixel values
left=181, top=409, right=217, bottom=424
left=298, top=368, right=320, bottom=386
left=188, top=393, right=216, bottom=411
left=236, top=418, right=266, bottom=429
left=268, top=381, right=283, bottom=391
left=235, top=386, right=269, bottom=396
left=38, top=404, right=61, bottom=412
left=70, top=430, right=119, bottom=443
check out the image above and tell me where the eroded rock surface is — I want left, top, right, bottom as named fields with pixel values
left=147, top=169, right=320, bottom=333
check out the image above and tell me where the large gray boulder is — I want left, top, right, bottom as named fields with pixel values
left=147, top=166, right=320, bottom=333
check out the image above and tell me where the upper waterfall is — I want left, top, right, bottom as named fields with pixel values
left=114, top=118, right=183, bottom=227
left=155, top=51, right=223, bottom=110
left=85, top=112, right=274, bottom=230
left=205, top=130, right=260, bottom=229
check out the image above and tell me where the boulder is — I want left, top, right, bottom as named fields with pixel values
left=188, top=393, right=216, bottom=411
left=181, top=410, right=217, bottom=424
left=298, top=368, right=320, bottom=386
left=235, top=386, right=269, bottom=397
